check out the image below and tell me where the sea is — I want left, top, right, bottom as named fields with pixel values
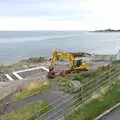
left=0, top=31, right=119, bottom=64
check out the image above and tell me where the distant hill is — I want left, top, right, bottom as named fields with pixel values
left=93, top=29, right=120, bottom=32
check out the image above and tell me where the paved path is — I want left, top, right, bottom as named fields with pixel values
left=1, top=84, right=71, bottom=115
left=38, top=96, right=72, bottom=120
left=100, top=106, right=120, bottom=120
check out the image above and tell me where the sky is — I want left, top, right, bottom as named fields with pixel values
left=0, top=0, right=120, bottom=30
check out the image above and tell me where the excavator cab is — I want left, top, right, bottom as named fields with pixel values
left=73, top=59, right=82, bottom=67
left=71, top=58, right=88, bottom=71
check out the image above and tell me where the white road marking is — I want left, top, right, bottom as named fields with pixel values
left=15, top=66, right=49, bottom=73
left=13, top=72, right=23, bottom=80
left=12, top=66, right=49, bottom=80
left=5, top=74, right=14, bottom=81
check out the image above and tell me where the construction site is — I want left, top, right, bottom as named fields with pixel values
left=0, top=49, right=118, bottom=120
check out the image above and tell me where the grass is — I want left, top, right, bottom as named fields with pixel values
left=58, top=77, right=72, bottom=92
left=61, top=78, right=120, bottom=120
left=10, top=81, right=51, bottom=101
left=58, top=61, right=119, bottom=93
left=58, top=69, right=108, bottom=93
left=0, top=100, right=52, bottom=120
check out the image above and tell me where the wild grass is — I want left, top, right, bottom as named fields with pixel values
left=0, top=100, right=52, bottom=120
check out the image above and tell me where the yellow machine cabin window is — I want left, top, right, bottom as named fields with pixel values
left=73, top=59, right=82, bottom=67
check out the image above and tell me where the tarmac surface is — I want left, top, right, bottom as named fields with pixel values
left=100, top=106, right=120, bottom=120
left=1, top=83, right=72, bottom=120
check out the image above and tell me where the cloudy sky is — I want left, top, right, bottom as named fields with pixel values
left=0, top=0, right=119, bottom=30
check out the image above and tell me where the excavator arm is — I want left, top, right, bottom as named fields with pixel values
left=50, top=49, right=74, bottom=67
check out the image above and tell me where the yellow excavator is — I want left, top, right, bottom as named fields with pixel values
left=47, top=49, right=89, bottom=78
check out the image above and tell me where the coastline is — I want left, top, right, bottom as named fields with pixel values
left=92, top=29, right=120, bottom=32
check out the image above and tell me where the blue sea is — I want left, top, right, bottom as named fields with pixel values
left=0, top=31, right=119, bottom=64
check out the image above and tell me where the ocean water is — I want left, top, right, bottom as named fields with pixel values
left=0, top=31, right=119, bottom=64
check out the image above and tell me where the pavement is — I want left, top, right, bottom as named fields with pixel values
left=100, top=106, right=120, bottom=120
left=38, top=97, right=72, bottom=120
left=1, top=84, right=71, bottom=113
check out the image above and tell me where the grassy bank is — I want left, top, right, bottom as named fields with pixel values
left=58, top=65, right=112, bottom=93
left=10, top=81, right=51, bottom=101
left=62, top=78, right=120, bottom=120
left=58, top=60, right=119, bottom=93
left=0, top=100, right=52, bottom=120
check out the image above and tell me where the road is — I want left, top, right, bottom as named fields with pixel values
left=100, top=106, right=120, bottom=120
left=1, top=83, right=71, bottom=115
left=38, top=97, right=72, bottom=120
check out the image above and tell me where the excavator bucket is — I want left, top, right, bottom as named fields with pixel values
left=47, top=66, right=56, bottom=79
